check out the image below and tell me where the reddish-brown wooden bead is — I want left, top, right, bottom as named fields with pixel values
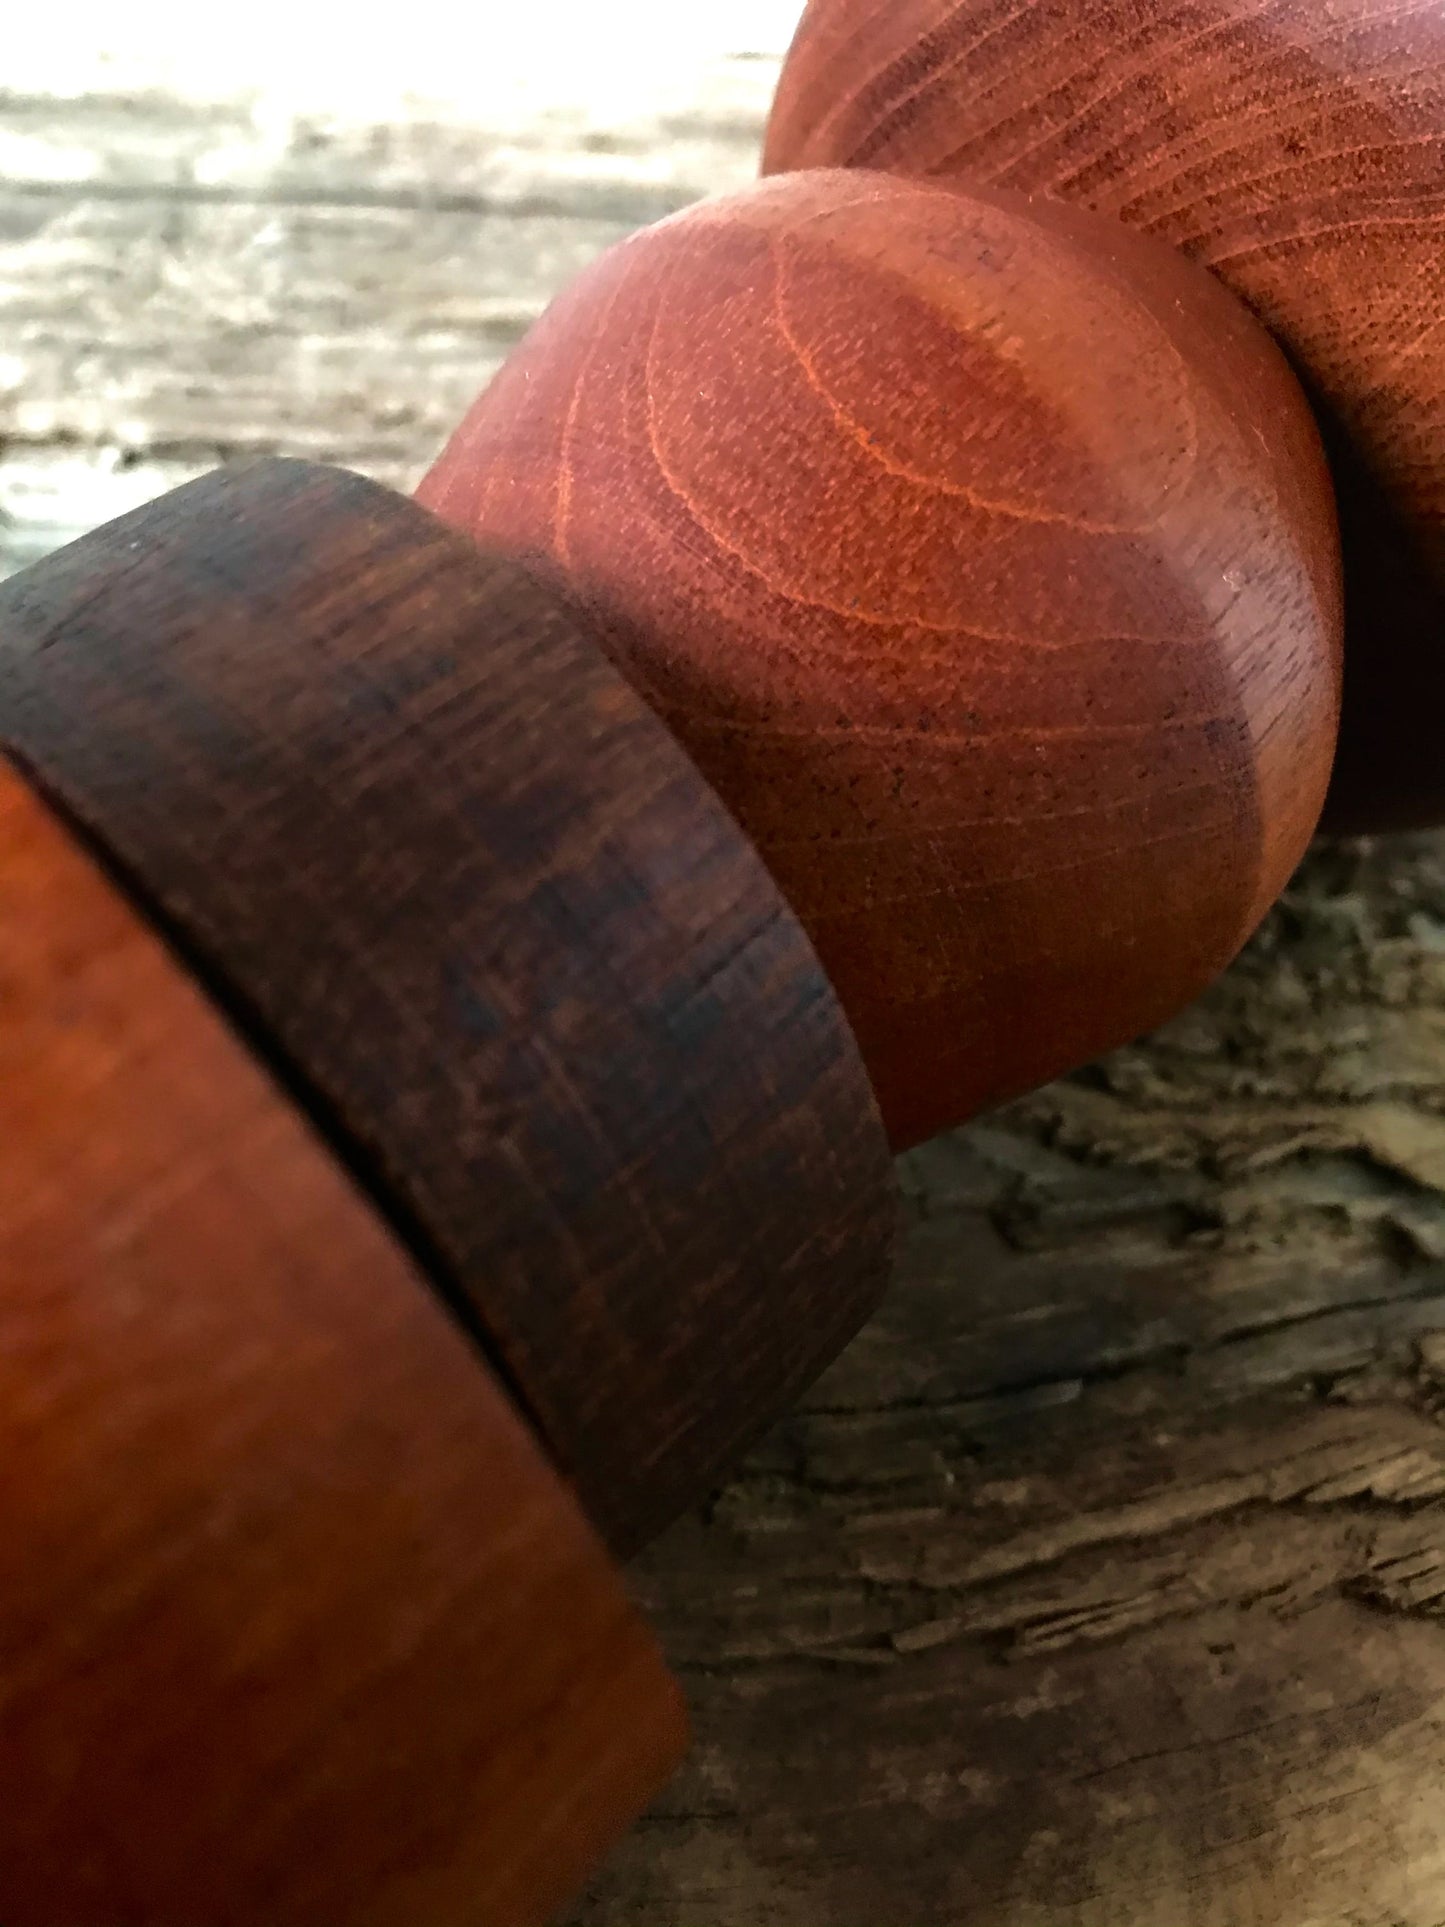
left=763, top=0, right=1445, bottom=832
left=420, top=169, right=1341, bottom=1148
left=0, top=760, right=685, bottom=1927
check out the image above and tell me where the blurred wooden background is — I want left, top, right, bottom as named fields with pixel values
left=6, top=9, right=1445, bottom=1921
left=0, top=8, right=783, bottom=575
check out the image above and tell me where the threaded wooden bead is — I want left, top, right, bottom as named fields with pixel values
left=420, top=168, right=1342, bottom=1149
left=764, top=0, right=1445, bottom=833
left=0, top=760, right=685, bottom=1927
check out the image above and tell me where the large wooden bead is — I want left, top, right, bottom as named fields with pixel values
left=764, top=0, right=1445, bottom=832
left=0, top=459, right=893, bottom=1554
left=0, top=761, right=684, bottom=1927
left=419, top=169, right=1342, bottom=1150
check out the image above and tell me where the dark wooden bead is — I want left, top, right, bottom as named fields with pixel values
left=763, top=0, right=1445, bottom=832
left=0, top=760, right=684, bottom=1927
left=0, top=458, right=894, bottom=1555
left=419, top=168, right=1342, bottom=1150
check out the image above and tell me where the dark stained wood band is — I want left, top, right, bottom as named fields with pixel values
left=0, top=759, right=685, bottom=1927
left=0, top=458, right=895, bottom=1553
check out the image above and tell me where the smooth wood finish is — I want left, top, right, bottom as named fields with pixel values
left=764, top=0, right=1445, bottom=834
left=0, top=758, right=685, bottom=1927
left=0, top=457, right=894, bottom=1554
left=420, top=166, right=1342, bottom=1149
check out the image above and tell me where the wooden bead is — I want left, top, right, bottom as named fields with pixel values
left=0, top=459, right=894, bottom=1554
left=419, top=169, right=1342, bottom=1150
left=0, top=760, right=684, bottom=1927
left=763, top=0, right=1445, bottom=832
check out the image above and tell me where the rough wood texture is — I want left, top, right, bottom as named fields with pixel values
left=421, top=167, right=1342, bottom=1148
left=570, top=829, right=1445, bottom=1924
left=9, top=31, right=1445, bottom=1922
left=0, top=457, right=893, bottom=1555
left=0, top=759, right=685, bottom=1927
left=765, top=0, right=1445, bottom=836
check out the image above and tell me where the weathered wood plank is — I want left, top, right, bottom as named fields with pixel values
left=0, top=194, right=633, bottom=472
left=0, top=42, right=780, bottom=572
left=0, top=56, right=776, bottom=214
left=0, top=450, right=209, bottom=578
left=572, top=832, right=1445, bottom=1925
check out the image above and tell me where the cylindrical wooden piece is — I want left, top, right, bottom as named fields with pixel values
left=420, top=168, right=1342, bottom=1149
left=0, top=760, right=685, bottom=1927
left=0, top=458, right=895, bottom=1554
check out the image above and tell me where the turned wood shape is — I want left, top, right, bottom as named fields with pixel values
left=421, top=168, right=1342, bottom=1150
left=0, top=762, right=684, bottom=1927
left=0, top=460, right=893, bottom=1556
left=0, top=76, right=1384, bottom=1927
left=764, top=0, right=1445, bottom=833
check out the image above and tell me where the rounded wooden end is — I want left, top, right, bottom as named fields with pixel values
left=420, top=168, right=1341, bottom=1148
left=764, top=0, right=1445, bottom=832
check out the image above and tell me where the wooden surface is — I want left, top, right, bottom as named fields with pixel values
left=765, top=0, right=1445, bottom=837
left=0, top=759, right=684, bottom=1926
left=422, top=166, right=1341, bottom=1148
left=0, top=31, right=783, bottom=571
left=595, top=835, right=1445, bottom=1925
left=0, top=457, right=892, bottom=1555
left=8, top=21, right=1445, bottom=1921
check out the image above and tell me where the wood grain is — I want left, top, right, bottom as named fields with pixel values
left=420, top=166, right=1342, bottom=1148
left=13, top=56, right=1445, bottom=1925
left=582, top=1402, right=1445, bottom=1926
left=565, top=831, right=1445, bottom=1927
left=764, top=0, right=1445, bottom=834
left=0, top=758, right=685, bottom=1927
left=0, top=457, right=894, bottom=1554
